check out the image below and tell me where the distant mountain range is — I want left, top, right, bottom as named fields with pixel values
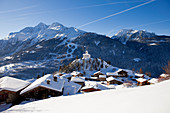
left=0, top=22, right=169, bottom=79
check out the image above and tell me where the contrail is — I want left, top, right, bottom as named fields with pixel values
left=59, top=1, right=148, bottom=11
left=0, top=5, right=37, bottom=14
left=133, top=19, right=170, bottom=28
left=78, top=0, right=155, bottom=28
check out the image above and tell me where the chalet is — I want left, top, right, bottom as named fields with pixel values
left=123, top=81, right=133, bottom=87
left=159, top=73, right=170, bottom=79
left=71, top=71, right=83, bottom=77
left=20, top=74, right=65, bottom=100
left=70, top=77, right=85, bottom=87
left=106, top=77, right=123, bottom=85
left=136, top=78, right=148, bottom=86
left=0, top=76, right=30, bottom=104
left=81, top=87, right=101, bottom=92
left=148, top=78, right=158, bottom=85
left=92, top=71, right=104, bottom=77
left=97, top=75, right=106, bottom=81
left=81, top=84, right=101, bottom=93
left=118, top=70, right=128, bottom=77
left=158, top=73, right=170, bottom=82
left=63, top=81, right=81, bottom=96
left=106, top=69, right=128, bottom=78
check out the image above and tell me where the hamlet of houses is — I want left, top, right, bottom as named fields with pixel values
left=0, top=51, right=170, bottom=105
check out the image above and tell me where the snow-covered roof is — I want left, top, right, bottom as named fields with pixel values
left=136, top=78, right=147, bottom=82
left=81, top=85, right=96, bottom=90
left=160, top=73, right=169, bottom=78
left=106, top=77, right=122, bottom=82
left=96, top=84, right=109, bottom=90
left=135, top=74, right=144, bottom=77
left=106, top=69, right=126, bottom=76
left=94, top=71, right=103, bottom=75
left=82, top=83, right=114, bottom=91
left=71, top=77, right=85, bottom=82
left=20, top=74, right=65, bottom=94
left=99, top=75, right=106, bottom=78
left=148, top=78, right=158, bottom=84
left=0, top=76, right=30, bottom=92
left=71, top=71, right=82, bottom=76
left=106, top=72, right=118, bottom=76
left=90, top=77, right=98, bottom=79
left=63, top=81, right=81, bottom=95
left=106, top=77, right=115, bottom=81
left=62, top=74, right=72, bottom=78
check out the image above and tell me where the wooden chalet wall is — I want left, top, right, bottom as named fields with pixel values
left=137, top=81, right=148, bottom=86
left=118, top=70, right=128, bottom=77
left=21, top=86, right=62, bottom=100
left=0, top=90, right=19, bottom=104
left=108, top=80, right=123, bottom=85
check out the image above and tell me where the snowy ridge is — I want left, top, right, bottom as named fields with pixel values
left=5, top=22, right=85, bottom=45
left=112, top=29, right=156, bottom=44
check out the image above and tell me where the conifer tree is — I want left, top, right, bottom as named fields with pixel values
left=76, top=56, right=78, bottom=59
left=145, top=72, right=151, bottom=77
left=139, top=68, right=143, bottom=74
left=37, top=75, right=40, bottom=79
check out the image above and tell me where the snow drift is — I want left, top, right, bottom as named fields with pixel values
left=4, top=80, right=170, bottom=113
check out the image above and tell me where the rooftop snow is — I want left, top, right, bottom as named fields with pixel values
left=106, top=77, right=122, bottom=82
left=71, top=77, right=85, bottom=82
left=71, top=71, right=81, bottom=76
left=148, top=78, right=158, bottom=84
left=93, top=71, right=103, bottom=75
left=135, top=74, right=144, bottom=77
left=63, top=81, right=81, bottom=95
left=136, top=78, right=147, bottom=82
left=0, top=76, right=30, bottom=92
left=20, top=74, right=65, bottom=94
left=160, top=73, right=169, bottom=78
left=106, top=72, right=118, bottom=76
left=99, top=75, right=106, bottom=78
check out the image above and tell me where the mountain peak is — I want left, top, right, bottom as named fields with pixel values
left=36, top=22, right=47, bottom=27
left=112, top=29, right=157, bottom=44
left=48, top=22, right=64, bottom=30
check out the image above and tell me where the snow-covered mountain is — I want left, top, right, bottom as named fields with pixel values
left=6, top=22, right=85, bottom=44
left=112, top=29, right=156, bottom=44
left=0, top=22, right=85, bottom=57
left=0, top=23, right=169, bottom=79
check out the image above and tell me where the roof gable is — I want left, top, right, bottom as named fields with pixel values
left=0, top=76, right=30, bottom=92
left=20, top=74, right=65, bottom=94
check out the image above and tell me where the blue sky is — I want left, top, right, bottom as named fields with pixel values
left=0, top=0, right=170, bottom=39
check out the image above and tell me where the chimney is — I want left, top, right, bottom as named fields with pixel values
left=47, top=79, right=50, bottom=84
left=53, top=76, right=57, bottom=82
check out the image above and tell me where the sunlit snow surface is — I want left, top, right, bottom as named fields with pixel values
left=4, top=80, right=170, bottom=113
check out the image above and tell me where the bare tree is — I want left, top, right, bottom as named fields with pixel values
left=162, top=61, right=170, bottom=74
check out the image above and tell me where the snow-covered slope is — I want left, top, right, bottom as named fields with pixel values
left=4, top=80, right=170, bottom=113
left=112, top=29, right=156, bottom=44
left=0, top=22, right=85, bottom=57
